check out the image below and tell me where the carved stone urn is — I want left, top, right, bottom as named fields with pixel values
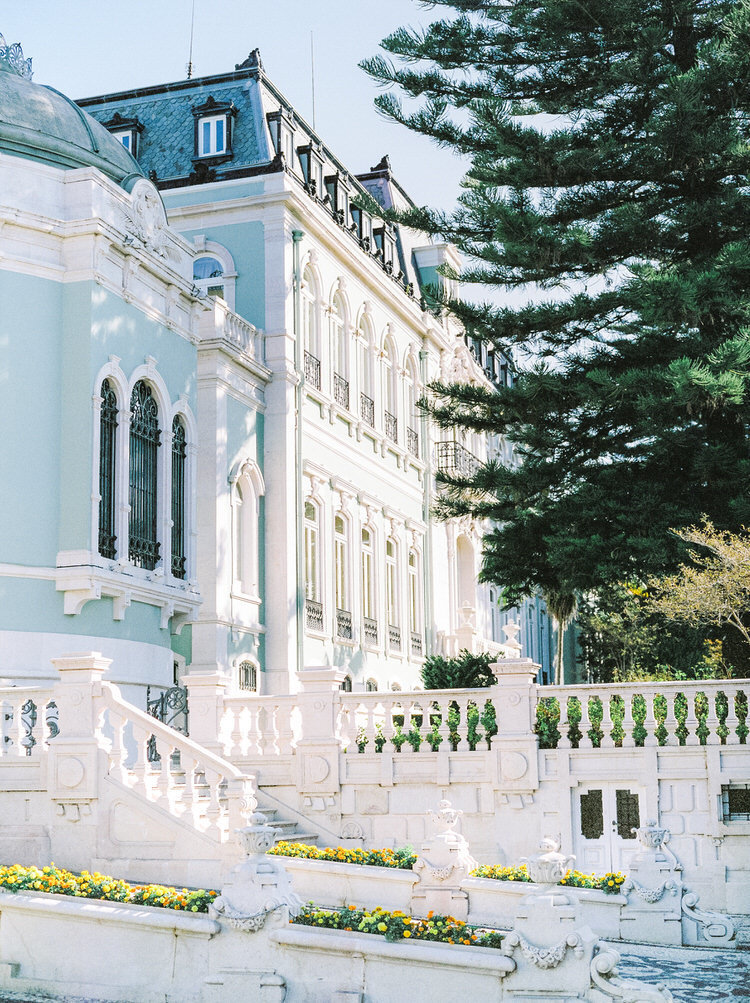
left=522, top=836, right=575, bottom=890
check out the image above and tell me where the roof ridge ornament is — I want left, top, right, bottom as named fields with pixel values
left=0, top=34, right=33, bottom=80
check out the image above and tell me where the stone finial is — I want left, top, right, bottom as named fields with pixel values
left=634, top=819, right=669, bottom=852
left=427, top=799, right=462, bottom=835
left=210, top=812, right=301, bottom=932
left=0, top=35, right=33, bottom=80
left=501, top=620, right=522, bottom=657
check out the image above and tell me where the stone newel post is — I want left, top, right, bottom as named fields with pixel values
left=183, top=670, right=229, bottom=755
left=47, top=652, right=110, bottom=866
left=294, top=667, right=346, bottom=798
left=491, top=622, right=541, bottom=792
left=412, top=799, right=477, bottom=921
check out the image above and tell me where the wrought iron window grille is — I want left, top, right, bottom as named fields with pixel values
left=98, top=379, right=118, bottom=560
left=360, top=392, right=375, bottom=427
left=304, top=351, right=321, bottom=390
left=410, top=631, right=423, bottom=656
left=129, top=381, right=161, bottom=571
left=388, top=624, right=402, bottom=650
left=334, top=373, right=350, bottom=411
left=239, top=660, right=257, bottom=692
left=306, top=599, right=324, bottom=631
left=407, top=427, right=419, bottom=457
left=146, top=684, right=189, bottom=762
left=363, top=617, right=378, bottom=645
left=435, top=441, right=481, bottom=478
left=171, top=417, right=187, bottom=580
left=336, top=608, right=353, bottom=639
left=384, top=410, right=398, bottom=443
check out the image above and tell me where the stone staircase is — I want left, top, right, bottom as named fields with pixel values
left=256, top=805, right=320, bottom=846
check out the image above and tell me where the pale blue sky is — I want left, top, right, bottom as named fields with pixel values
left=3, top=0, right=468, bottom=211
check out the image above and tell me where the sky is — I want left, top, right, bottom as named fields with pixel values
left=2, top=0, right=469, bottom=213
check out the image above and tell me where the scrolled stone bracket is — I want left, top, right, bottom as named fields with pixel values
left=680, top=891, right=735, bottom=947
left=589, top=945, right=673, bottom=1001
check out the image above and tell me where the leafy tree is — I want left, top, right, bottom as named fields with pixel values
left=421, top=648, right=497, bottom=688
left=363, top=0, right=750, bottom=603
left=649, top=521, right=750, bottom=661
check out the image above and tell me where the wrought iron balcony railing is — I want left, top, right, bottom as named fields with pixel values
left=306, top=599, right=323, bottom=631
left=411, top=631, right=423, bottom=657
left=435, top=441, right=482, bottom=478
left=336, top=608, right=353, bottom=640
left=407, top=427, right=419, bottom=457
left=334, top=373, right=350, bottom=411
left=304, top=351, right=321, bottom=390
left=388, top=624, right=402, bottom=651
left=363, top=616, right=378, bottom=645
left=385, top=410, right=398, bottom=443
left=360, top=392, right=375, bottom=427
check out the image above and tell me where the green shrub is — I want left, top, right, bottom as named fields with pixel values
left=421, top=649, right=498, bottom=690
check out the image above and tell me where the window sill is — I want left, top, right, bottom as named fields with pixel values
left=55, top=551, right=200, bottom=631
left=191, top=152, right=234, bottom=168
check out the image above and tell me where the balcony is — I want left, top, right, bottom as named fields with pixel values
left=198, top=298, right=261, bottom=361
left=336, top=608, right=353, bottom=640
left=334, top=373, right=350, bottom=411
left=384, top=411, right=398, bottom=443
left=435, top=441, right=482, bottom=478
left=304, top=351, right=321, bottom=390
left=306, top=599, right=323, bottom=631
left=388, top=624, right=402, bottom=651
left=407, top=427, right=419, bottom=457
left=360, top=393, right=375, bottom=427
left=411, top=631, right=423, bottom=657
left=363, top=617, right=378, bottom=645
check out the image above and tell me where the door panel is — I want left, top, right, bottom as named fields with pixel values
left=575, top=785, right=642, bottom=874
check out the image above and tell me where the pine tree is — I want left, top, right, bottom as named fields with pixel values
left=363, top=0, right=750, bottom=603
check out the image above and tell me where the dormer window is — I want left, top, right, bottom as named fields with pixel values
left=267, top=107, right=295, bottom=164
left=373, top=224, right=397, bottom=270
left=297, top=143, right=324, bottom=197
left=351, top=207, right=372, bottom=250
left=192, top=97, right=236, bottom=163
left=325, top=172, right=350, bottom=224
left=102, top=113, right=143, bottom=159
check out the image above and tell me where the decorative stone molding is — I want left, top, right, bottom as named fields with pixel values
left=412, top=799, right=477, bottom=921
left=210, top=812, right=302, bottom=932
left=501, top=930, right=584, bottom=969
left=681, top=891, right=735, bottom=947
left=589, top=946, right=673, bottom=1001
left=121, top=179, right=178, bottom=262
left=623, top=878, right=678, bottom=904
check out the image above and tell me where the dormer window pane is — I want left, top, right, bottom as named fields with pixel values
left=113, top=130, right=132, bottom=152
left=199, top=115, right=227, bottom=157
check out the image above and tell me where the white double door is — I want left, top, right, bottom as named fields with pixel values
left=574, top=783, right=644, bottom=875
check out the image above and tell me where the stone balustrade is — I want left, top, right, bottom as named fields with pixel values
left=198, top=296, right=262, bottom=362
left=0, top=686, right=57, bottom=758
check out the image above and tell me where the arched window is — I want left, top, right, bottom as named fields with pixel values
left=340, top=675, right=353, bottom=692
left=361, top=525, right=377, bottom=645
left=304, top=500, right=322, bottom=629
left=408, top=548, right=422, bottom=656
left=193, top=256, right=225, bottom=299
left=331, top=293, right=349, bottom=409
left=334, top=513, right=351, bottom=638
left=129, top=381, right=161, bottom=570
left=171, top=416, right=187, bottom=579
left=365, top=678, right=378, bottom=692
left=383, top=339, right=397, bottom=442
left=232, top=462, right=263, bottom=598
left=386, top=537, right=401, bottom=650
left=359, top=317, right=375, bottom=426
left=302, top=267, right=321, bottom=389
left=98, top=379, right=118, bottom=559
left=239, top=660, right=257, bottom=692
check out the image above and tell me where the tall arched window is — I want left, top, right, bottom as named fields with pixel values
left=331, top=293, right=349, bottom=409
left=359, top=317, right=375, bottom=426
left=361, top=525, right=377, bottom=645
left=386, top=537, right=400, bottom=650
left=408, top=549, right=423, bottom=656
left=304, top=500, right=322, bottom=629
left=129, top=381, right=161, bottom=570
left=334, top=513, right=351, bottom=638
left=232, top=462, right=263, bottom=598
left=98, top=379, right=118, bottom=560
left=302, top=267, right=321, bottom=390
left=193, top=256, right=225, bottom=299
left=383, top=340, right=397, bottom=442
left=171, top=416, right=187, bottom=579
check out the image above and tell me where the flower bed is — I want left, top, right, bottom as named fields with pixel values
left=268, top=842, right=625, bottom=893
left=268, top=842, right=417, bottom=869
left=0, top=863, right=218, bottom=913
left=471, top=862, right=626, bottom=893
left=293, top=903, right=505, bottom=948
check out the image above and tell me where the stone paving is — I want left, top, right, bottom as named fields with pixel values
left=616, top=943, right=750, bottom=1002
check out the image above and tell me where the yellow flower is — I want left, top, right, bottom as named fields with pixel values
left=403, top=931, right=412, bottom=938
left=377, top=922, right=387, bottom=932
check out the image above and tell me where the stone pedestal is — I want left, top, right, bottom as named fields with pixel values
left=411, top=800, right=476, bottom=921
left=620, top=820, right=682, bottom=945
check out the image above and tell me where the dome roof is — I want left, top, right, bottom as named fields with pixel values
left=0, top=35, right=143, bottom=188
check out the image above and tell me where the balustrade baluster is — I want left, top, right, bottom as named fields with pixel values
left=600, top=695, right=614, bottom=748
left=557, top=696, right=572, bottom=750
left=109, top=713, right=127, bottom=780
left=622, top=693, right=636, bottom=748
left=704, top=689, right=721, bottom=746
left=642, top=690, right=658, bottom=747
left=365, top=702, right=376, bottom=753
left=384, top=699, right=397, bottom=751
left=724, top=687, right=741, bottom=745
left=152, top=738, right=171, bottom=801
left=180, top=756, right=197, bottom=819
left=578, top=694, right=594, bottom=749
left=437, top=699, right=451, bottom=751
left=663, top=693, right=679, bottom=746
left=683, top=691, right=700, bottom=747
left=277, top=699, right=295, bottom=756
left=203, top=768, right=223, bottom=841
left=455, top=697, right=470, bottom=751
